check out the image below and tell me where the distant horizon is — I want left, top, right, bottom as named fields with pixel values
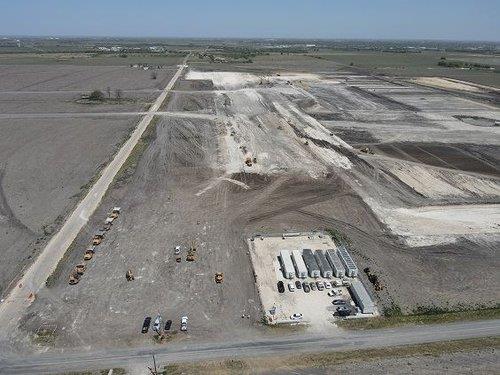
left=1, top=1, right=498, bottom=42
left=1, top=35, right=499, bottom=44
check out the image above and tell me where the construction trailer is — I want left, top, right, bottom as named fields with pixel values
left=302, top=249, right=320, bottom=278
left=279, top=250, right=295, bottom=279
left=291, top=250, right=307, bottom=278
left=325, top=249, right=345, bottom=278
left=337, top=245, right=358, bottom=277
left=349, top=279, right=375, bottom=314
left=314, top=250, right=333, bottom=278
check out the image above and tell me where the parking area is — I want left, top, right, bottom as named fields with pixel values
left=249, top=232, right=378, bottom=330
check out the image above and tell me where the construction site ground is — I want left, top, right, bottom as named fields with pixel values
left=0, top=54, right=498, bottom=355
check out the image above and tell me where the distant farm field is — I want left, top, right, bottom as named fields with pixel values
left=312, top=51, right=500, bottom=88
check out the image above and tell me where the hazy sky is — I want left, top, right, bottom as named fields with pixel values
left=1, top=0, right=499, bottom=41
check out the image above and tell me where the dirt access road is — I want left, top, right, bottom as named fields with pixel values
left=0, top=54, right=190, bottom=337
left=1, top=319, right=498, bottom=374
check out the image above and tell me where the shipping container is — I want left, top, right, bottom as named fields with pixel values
left=291, top=250, right=308, bottom=278
left=349, top=279, right=375, bottom=314
left=337, top=244, right=358, bottom=278
left=302, top=249, right=320, bottom=278
left=325, top=249, right=345, bottom=278
left=279, top=250, right=295, bottom=279
left=314, top=250, right=333, bottom=278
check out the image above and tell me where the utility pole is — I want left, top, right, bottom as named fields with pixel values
left=148, top=354, right=158, bottom=375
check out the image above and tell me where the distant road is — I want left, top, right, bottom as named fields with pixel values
left=0, top=55, right=189, bottom=337
left=1, top=319, right=499, bottom=374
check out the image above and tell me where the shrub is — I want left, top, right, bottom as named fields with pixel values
left=88, top=90, right=105, bottom=101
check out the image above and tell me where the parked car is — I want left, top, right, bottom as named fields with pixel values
left=332, top=299, right=347, bottom=305
left=141, top=317, right=151, bottom=333
left=164, top=319, right=172, bottom=331
left=180, top=316, right=188, bottom=331
left=303, top=282, right=311, bottom=293
left=327, top=290, right=336, bottom=297
left=290, top=313, right=303, bottom=320
left=337, top=306, right=351, bottom=316
left=288, top=283, right=295, bottom=292
left=310, top=282, right=317, bottom=291
left=174, top=245, right=181, bottom=255
left=277, top=281, right=285, bottom=293
left=324, top=281, right=332, bottom=289
left=152, top=315, right=162, bottom=332
left=295, top=280, right=302, bottom=289
left=316, top=281, right=324, bottom=291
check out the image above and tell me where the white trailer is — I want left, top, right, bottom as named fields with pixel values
left=279, top=250, right=295, bottom=279
left=291, top=250, right=308, bottom=278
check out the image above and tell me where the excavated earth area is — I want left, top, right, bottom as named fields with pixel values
left=7, top=66, right=500, bottom=353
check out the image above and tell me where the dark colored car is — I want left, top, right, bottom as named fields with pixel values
left=303, top=282, right=310, bottom=293
left=164, top=319, right=172, bottom=331
left=295, top=280, right=302, bottom=289
left=337, top=306, right=351, bottom=317
left=141, top=316, right=152, bottom=333
left=332, top=299, right=347, bottom=305
left=316, top=281, right=324, bottom=291
left=309, top=282, right=317, bottom=291
left=277, top=281, right=285, bottom=293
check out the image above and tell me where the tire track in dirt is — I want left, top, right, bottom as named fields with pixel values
left=0, top=168, right=35, bottom=234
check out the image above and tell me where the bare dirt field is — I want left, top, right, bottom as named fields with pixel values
left=0, top=65, right=177, bottom=91
left=1, top=55, right=499, bottom=356
left=0, top=59, right=183, bottom=298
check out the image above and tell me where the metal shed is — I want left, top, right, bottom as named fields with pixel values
left=337, top=245, right=358, bottom=278
left=325, top=249, right=345, bottom=278
left=314, top=250, right=333, bottom=278
left=291, top=250, right=308, bottom=278
left=349, top=279, right=375, bottom=314
left=279, top=250, right=295, bottom=279
left=302, top=249, right=320, bottom=278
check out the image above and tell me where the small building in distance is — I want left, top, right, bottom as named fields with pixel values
left=291, top=250, right=308, bottom=278
left=302, top=249, right=320, bottom=278
left=314, top=250, right=333, bottom=278
left=325, top=248, right=345, bottom=278
left=279, top=250, right=295, bottom=279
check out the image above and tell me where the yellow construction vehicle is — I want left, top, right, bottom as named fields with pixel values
left=215, top=272, right=224, bottom=283
left=92, top=231, right=105, bottom=246
left=83, top=246, right=95, bottom=261
left=186, top=240, right=197, bottom=262
left=126, top=269, right=135, bottom=281
left=69, top=271, right=80, bottom=285
left=75, top=263, right=86, bottom=275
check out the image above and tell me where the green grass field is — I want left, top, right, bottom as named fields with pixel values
left=311, top=50, right=500, bottom=87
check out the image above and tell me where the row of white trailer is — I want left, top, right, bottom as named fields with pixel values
left=279, top=246, right=358, bottom=280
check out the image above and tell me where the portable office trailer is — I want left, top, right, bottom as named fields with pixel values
left=349, top=279, right=375, bottom=314
left=314, top=250, right=333, bottom=278
left=291, top=250, right=308, bottom=278
left=279, top=250, right=295, bottom=279
left=325, top=249, right=345, bottom=278
left=337, top=245, right=358, bottom=278
left=302, top=249, right=320, bottom=278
